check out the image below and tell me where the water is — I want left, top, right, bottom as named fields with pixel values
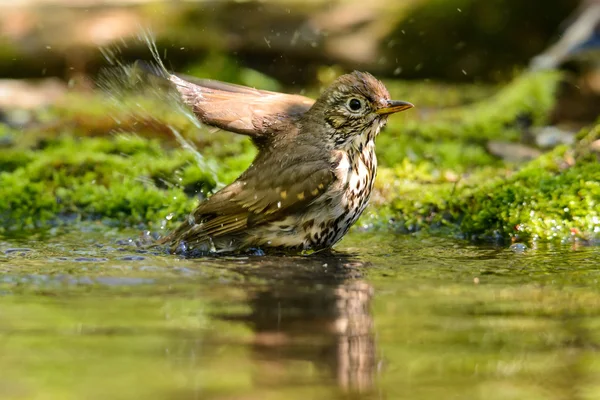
left=1, top=225, right=599, bottom=399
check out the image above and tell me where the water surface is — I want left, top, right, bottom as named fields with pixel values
left=1, top=225, right=599, bottom=399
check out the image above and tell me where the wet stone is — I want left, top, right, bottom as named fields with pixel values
left=119, top=255, right=146, bottom=261
left=509, top=243, right=528, bottom=252
left=3, top=248, right=32, bottom=255
left=173, top=266, right=199, bottom=276
left=115, top=239, right=136, bottom=246
left=93, top=277, right=154, bottom=286
left=138, top=266, right=164, bottom=272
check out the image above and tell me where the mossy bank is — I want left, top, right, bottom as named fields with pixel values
left=1, top=70, right=597, bottom=243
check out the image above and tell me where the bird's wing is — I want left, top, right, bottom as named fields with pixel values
left=166, top=147, right=334, bottom=246
left=169, top=74, right=315, bottom=138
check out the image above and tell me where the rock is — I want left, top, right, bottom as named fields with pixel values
left=0, top=78, right=67, bottom=109
left=531, top=126, right=576, bottom=148
left=487, top=141, right=542, bottom=162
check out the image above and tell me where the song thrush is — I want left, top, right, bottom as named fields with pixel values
left=156, top=68, right=413, bottom=254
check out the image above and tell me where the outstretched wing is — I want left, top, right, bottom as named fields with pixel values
left=164, top=144, right=334, bottom=248
left=169, top=74, right=315, bottom=138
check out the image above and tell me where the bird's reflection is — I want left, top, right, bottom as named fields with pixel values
left=214, top=252, right=376, bottom=393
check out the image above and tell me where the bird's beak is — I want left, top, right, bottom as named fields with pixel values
left=376, top=100, right=414, bottom=115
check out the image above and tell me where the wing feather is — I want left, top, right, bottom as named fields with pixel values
left=164, top=153, right=334, bottom=249
left=169, top=75, right=315, bottom=138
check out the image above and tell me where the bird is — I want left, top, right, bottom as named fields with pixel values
left=153, top=67, right=413, bottom=255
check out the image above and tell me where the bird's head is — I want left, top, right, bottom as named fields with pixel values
left=308, top=71, right=413, bottom=148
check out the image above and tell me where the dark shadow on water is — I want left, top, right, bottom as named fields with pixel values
left=204, top=252, right=377, bottom=394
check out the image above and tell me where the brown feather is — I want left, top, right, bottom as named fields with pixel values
left=163, top=145, right=334, bottom=251
left=169, top=75, right=314, bottom=139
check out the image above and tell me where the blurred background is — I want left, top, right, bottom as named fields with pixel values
left=0, top=0, right=594, bottom=82
left=1, top=0, right=599, bottom=132
left=0, top=0, right=596, bottom=86
left=1, top=2, right=600, bottom=400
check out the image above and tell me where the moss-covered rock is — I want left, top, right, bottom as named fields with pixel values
left=457, top=125, right=600, bottom=242
left=377, top=70, right=562, bottom=171
left=364, top=70, right=597, bottom=243
left=376, top=123, right=600, bottom=243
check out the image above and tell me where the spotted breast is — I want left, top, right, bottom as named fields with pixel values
left=249, top=126, right=379, bottom=251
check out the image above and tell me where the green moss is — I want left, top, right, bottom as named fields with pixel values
left=378, top=71, right=562, bottom=171
left=0, top=148, right=33, bottom=173
left=456, top=125, right=600, bottom=242
left=383, top=79, right=498, bottom=109
left=377, top=124, right=600, bottom=242
left=370, top=162, right=472, bottom=234
left=0, top=134, right=248, bottom=232
left=2, top=68, right=592, bottom=243
left=368, top=70, right=564, bottom=236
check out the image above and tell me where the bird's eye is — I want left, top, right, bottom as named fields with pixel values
left=347, top=98, right=363, bottom=112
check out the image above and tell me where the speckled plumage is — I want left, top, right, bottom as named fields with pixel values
left=159, top=71, right=413, bottom=254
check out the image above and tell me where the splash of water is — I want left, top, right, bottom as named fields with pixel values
left=96, top=28, right=222, bottom=188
